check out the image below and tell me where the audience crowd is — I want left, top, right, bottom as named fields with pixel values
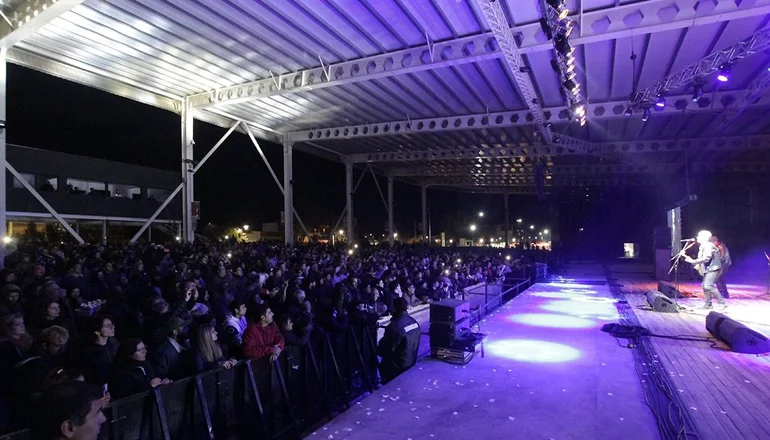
left=0, top=239, right=533, bottom=435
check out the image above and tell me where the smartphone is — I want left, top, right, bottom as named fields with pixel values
left=102, top=384, right=109, bottom=396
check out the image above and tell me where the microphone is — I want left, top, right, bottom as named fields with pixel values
left=681, top=238, right=696, bottom=242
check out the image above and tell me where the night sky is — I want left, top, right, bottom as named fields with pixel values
left=7, top=64, right=555, bottom=239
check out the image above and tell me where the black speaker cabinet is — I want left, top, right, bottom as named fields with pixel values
left=657, top=281, right=681, bottom=299
left=706, top=312, right=770, bottom=354
left=430, top=299, right=469, bottom=324
left=429, top=317, right=470, bottom=348
left=646, top=290, right=678, bottom=313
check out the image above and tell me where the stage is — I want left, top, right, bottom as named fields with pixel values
left=311, top=265, right=660, bottom=440
left=612, top=271, right=770, bottom=439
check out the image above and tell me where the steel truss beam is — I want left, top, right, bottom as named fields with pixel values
left=0, top=0, right=86, bottom=49
left=288, top=89, right=770, bottom=143
left=476, top=0, right=552, bottom=143
left=710, top=70, right=770, bottom=134
left=348, top=134, right=770, bottom=165
left=421, top=175, right=658, bottom=187
left=188, top=0, right=770, bottom=110
left=631, top=26, right=770, bottom=108
left=393, top=162, right=770, bottom=177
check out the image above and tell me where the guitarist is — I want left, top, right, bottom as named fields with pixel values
left=710, top=235, right=731, bottom=299
left=684, top=230, right=726, bottom=310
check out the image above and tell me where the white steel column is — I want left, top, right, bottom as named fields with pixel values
left=180, top=101, right=195, bottom=243
left=0, top=48, right=6, bottom=268
left=345, top=161, right=354, bottom=243
left=421, top=185, right=428, bottom=241
left=283, top=137, right=294, bottom=245
left=387, top=176, right=395, bottom=245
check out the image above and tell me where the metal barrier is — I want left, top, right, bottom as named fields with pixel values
left=1, top=269, right=539, bottom=440
left=0, top=326, right=381, bottom=440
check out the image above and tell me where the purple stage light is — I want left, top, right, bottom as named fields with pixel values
left=541, top=300, right=619, bottom=317
left=508, top=313, right=595, bottom=329
left=486, top=339, right=582, bottom=363
left=717, top=64, right=732, bottom=82
left=546, top=282, right=594, bottom=289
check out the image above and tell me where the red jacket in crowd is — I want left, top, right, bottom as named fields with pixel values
left=242, top=322, right=285, bottom=359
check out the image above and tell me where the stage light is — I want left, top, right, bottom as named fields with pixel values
left=227, top=252, right=232, bottom=258
left=716, top=64, right=732, bottom=82
left=486, top=339, right=581, bottom=363
left=692, top=84, right=704, bottom=102
left=469, top=224, right=477, bottom=231
left=642, top=107, right=651, bottom=122
left=224, top=235, right=229, bottom=239
left=516, top=218, right=522, bottom=223
left=655, top=96, right=666, bottom=108
left=175, top=236, right=181, bottom=241
left=457, top=258, right=462, bottom=263
left=347, top=249, right=354, bottom=255
left=1, top=236, right=11, bottom=244
left=623, top=107, right=633, bottom=117
left=508, top=313, right=595, bottom=329
left=242, top=224, right=249, bottom=231
left=478, top=211, right=484, bottom=217
left=529, top=225, right=535, bottom=230
left=354, top=244, right=358, bottom=248
left=559, top=8, right=569, bottom=20
left=506, top=255, right=511, bottom=260
left=554, top=35, right=572, bottom=55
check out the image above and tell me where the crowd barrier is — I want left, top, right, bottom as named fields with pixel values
left=1, top=270, right=537, bottom=440
left=1, top=326, right=380, bottom=440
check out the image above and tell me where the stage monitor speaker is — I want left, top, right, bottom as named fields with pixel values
left=646, top=290, right=678, bottom=313
left=430, top=299, right=469, bottom=324
left=657, top=281, right=681, bottom=299
left=706, top=312, right=770, bottom=354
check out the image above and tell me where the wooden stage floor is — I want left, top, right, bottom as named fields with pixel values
left=613, top=270, right=770, bottom=440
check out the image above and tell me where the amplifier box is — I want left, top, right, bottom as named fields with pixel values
left=429, top=317, right=470, bottom=347
left=430, top=299, right=470, bottom=324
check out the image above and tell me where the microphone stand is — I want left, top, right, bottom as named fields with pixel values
left=669, top=241, right=696, bottom=310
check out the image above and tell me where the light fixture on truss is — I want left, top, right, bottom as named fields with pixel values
left=541, top=0, right=585, bottom=127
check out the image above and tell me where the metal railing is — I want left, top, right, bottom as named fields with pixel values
left=0, top=326, right=380, bottom=440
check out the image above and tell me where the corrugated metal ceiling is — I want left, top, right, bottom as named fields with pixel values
left=5, top=0, right=770, bottom=189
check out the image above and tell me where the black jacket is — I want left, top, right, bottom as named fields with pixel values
left=80, top=338, right=119, bottom=386
left=109, top=362, right=154, bottom=399
left=377, top=313, right=420, bottom=383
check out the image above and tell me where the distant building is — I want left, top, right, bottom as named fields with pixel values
left=5, top=144, right=181, bottom=241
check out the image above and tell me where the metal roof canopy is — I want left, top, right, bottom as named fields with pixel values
left=2, top=0, right=770, bottom=247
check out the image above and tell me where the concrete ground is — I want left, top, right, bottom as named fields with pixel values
left=310, top=270, right=660, bottom=440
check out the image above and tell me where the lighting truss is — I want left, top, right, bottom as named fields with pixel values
left=476, top=0, right=553, bottom=144
left=710, top=68, right=770, bottom=134
left=540, top=0, right=585, bottom=126
left=628, top=27, right=770, bottom=109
